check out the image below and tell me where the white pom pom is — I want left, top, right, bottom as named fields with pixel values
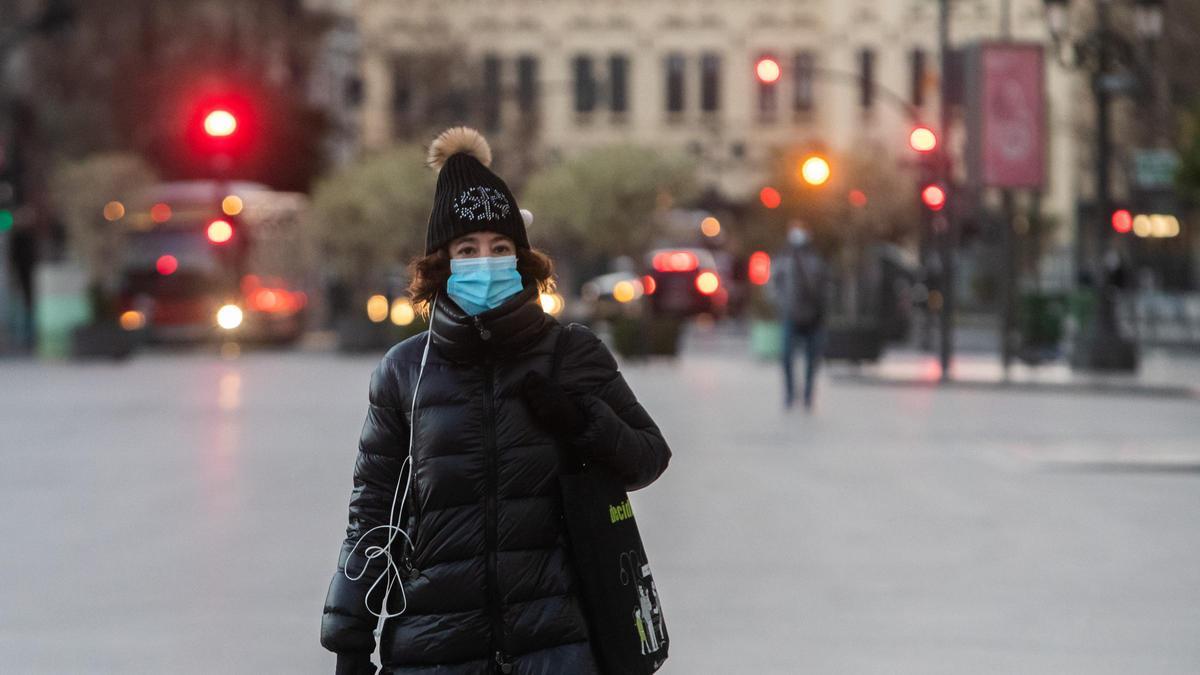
left=520, top=209, right=534, bottom=228
left=426, top=127, right=492, bottom=172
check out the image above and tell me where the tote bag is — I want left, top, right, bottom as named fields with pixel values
left=552, top=325, right=669, bottom=675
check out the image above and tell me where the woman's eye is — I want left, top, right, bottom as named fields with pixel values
left=493, top=246, right=512, bottom=255
left=457, top=247, right=475, bottom=257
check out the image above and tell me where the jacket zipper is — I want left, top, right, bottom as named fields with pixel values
left=482, top=358, right=510, bottom=672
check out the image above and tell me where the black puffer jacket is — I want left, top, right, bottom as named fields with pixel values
left=321, top=287, right=671, bottom=674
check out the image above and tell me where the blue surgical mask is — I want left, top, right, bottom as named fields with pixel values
left=446, top=255, right=523, bottom=316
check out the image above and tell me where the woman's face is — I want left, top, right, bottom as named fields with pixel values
left=448, top=232, right=516, bottom=260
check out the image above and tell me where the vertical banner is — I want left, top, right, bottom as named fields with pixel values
left=966, top=43, right=1046, bottom=190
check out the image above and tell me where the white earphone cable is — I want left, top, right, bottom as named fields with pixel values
left=342, top=297, right=436, bottom=666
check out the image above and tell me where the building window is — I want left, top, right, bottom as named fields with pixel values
left=344, top=76, right=363, bottom=108
left=517, top=55, right=539, bottom=116
left=391, top=55, right=412, bottom=115
left=910, top=48, right=926, bottom=107
left=858, top=47, right=875, bottom=110
left=609, top=54, right=629, bottom=113
left=793, top=51, right=815, bottom=112
left=665, top=53, right=686, bottom=113
left=481, top=53, right=502, bottom=131
left=573, top=55, right=597, bottom=113
left=700, top=52, right=721, bottom=112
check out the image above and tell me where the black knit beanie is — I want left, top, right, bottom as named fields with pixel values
left=424, top=127, right=530, bottom=254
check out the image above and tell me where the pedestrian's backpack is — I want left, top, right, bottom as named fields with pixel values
left=551, top=324, right=669, bottom=675
left=781, top=246, right=827, bottom=328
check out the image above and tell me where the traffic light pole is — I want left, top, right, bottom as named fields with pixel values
left=937, top=0, right=956, bottom=381
left=1069, top=0, right=1137, bottom=370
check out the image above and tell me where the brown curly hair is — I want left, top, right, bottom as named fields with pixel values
left=408, top=247, right=556, bottom=317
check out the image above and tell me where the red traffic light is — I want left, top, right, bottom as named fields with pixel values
left=909, top=126, right=938, bottom=153
left=207, top=219, right=234, bottom=244
left=748, top=251, right=771, bottom=286
left=187, top=94, right=256, bottom=157
left=156, top=254, right=178, bottom=276
left=203, top=109, right=238, bottom=138
left=921, top=184, right=947, bottom=211
left=1111, top=209, right=1133, bottom=233
left=755, top=57, right=781, bottom=84
left=759, top=186, right=782, bottom=209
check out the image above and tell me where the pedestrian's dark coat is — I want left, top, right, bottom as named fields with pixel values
left=321, top=286, right=671, bottom=674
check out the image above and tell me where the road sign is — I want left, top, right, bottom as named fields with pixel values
left=1131, top=149, right=1179, bottom=190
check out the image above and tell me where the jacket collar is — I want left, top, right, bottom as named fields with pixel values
left=430, top=285, right=553, bottom=362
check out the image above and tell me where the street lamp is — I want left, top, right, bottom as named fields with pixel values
left=799, top=155, right=831, bottom=186
left=1042, top=0, right=1165, bottom=371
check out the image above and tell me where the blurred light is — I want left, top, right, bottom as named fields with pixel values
left=150, top=202, right=172, bottom=223
left=848, top=189, right=868, bottom=207
left=1111, top=209, right=1133, bottom=233
left=216, top=304, right=244, bottom=330
left=641, top=275, right=657, bottom=295
left=759, top=186, right=782, bottom=209
left=207, top=219, right=234, bottom=244
left=748, top=251, right=771, bottom=285
left=700, top=216, right=721, bottom=237
left=391, top=297, right=416, bottom=325
left=755, top=57, right=781, bottom=84
left=367, top=294, right=389, bottom=322
left=613, top=280, right=639, bottom=303
left=921, top=184, right=946, bottom=211
left=909, top=126, right=938, bottom=153
left=254, top=289, right=279, bottom=311
left=1150, top=214, right=1174, bottom=238
left=103, top=201, right=125, bottom=221
left=1165, top=215, right=1181, bottom=238
left=156, top=254, right=178, bottom=275
left=539, top=292, right=565, bottom=316
left=1133, top=214, right=1152, bottom=238
left=1148, top=215, right=1166, bottom=238
left=119, top=310, right=145, bottom=331
left=695, top=271, right=720, bottom=295
left=652, top=250, right=700, bottom=272
left=204, top=109, right=238, bottom=137
left=800, top=155, right=831, bottom=186
left=0, top=209, right=13, bottom=232
left=222, top=195, right=244, bottom=216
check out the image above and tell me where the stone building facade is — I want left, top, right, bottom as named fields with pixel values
left=355, top=0, right=1082, bottom=261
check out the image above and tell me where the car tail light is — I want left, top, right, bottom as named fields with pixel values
left=642, top=275, right=657, bottom=295
left=695, top=271, right=720, bottom=295
left=652, top=251, right=699, bottom=273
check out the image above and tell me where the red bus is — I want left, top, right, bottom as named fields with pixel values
left=117, top=181, right=310, bottom=344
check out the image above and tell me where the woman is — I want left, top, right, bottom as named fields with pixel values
left=320, top=127, right=672, bottom=675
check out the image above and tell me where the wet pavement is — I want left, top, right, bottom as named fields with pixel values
left=1, top=343, right=1198, bottom=674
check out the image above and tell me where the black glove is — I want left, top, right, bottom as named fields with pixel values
left=336, top=652, right=374, bottom=675
left=521, top=370, right=588, bottom=438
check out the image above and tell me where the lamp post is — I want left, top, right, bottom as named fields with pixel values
left=1043, top=0, right=1165, bottom=371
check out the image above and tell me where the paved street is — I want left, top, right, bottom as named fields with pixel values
left=2, top=342, right=1199, bottom=674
